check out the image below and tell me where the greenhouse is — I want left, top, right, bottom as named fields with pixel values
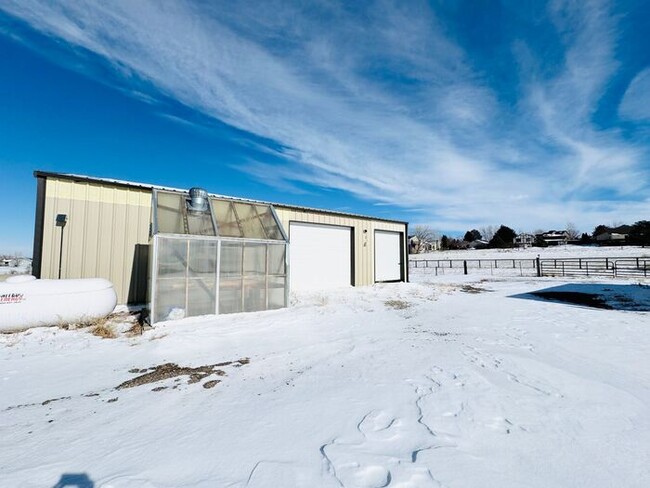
left=149, top=188, right=288, bottom=324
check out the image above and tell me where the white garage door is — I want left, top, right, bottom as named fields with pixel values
left=289, top=222, right=352, bottom=291
left=375, top=231, right=402, bottom=282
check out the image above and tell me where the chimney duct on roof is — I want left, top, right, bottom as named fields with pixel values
left=187, top=187, right=209, bottom=213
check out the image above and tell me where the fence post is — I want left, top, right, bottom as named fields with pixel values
left=605, top=258, right=609, bottom=270
left=536, top=257, right=541, bottom=277
left=586, top=261, right=589, bottom=276
left=579, top=258, right=582, bottom=269
left=562, top=261, right=565, bottom=276
left=463, top=260, right=468, bottom=275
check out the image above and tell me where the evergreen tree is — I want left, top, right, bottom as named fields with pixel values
left=488, top=225, right=516, bottom=248
left=463, top=229, right=482, bottom=242
left=629, top=220, right=650, bottom=245
left=592, top=225, right=610, bottom=238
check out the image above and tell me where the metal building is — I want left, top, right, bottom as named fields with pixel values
left=32, top=171, right=408, bottom=320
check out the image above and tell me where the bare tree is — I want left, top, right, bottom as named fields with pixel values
left=565, top=222, right=580, bottom=240
left=479, top=225, right=497, bottom=242
left=411, top=225, right=439, bottom=253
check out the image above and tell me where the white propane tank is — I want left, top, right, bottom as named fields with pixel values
left=0, top=276, right=117, bottom=332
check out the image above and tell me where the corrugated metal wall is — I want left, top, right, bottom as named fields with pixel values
left=273, top=206, right=407, bottom=286
left=40, top=177, right=151, bottom=304
left=38, top=176, right=407, bottom=303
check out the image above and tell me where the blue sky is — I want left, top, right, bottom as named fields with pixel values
left=1, top=0, right=649, bottom=256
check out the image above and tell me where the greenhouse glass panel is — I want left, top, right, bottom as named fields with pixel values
left=233, top=203, right=267, bottom=239
left=155, top=278, right=186, bottom=323
left=257, top=205, right=283, bottom=240
left=187, top=278, right=216, bottom=316
left=212, top=200, right=243, bottom=237
left=154, top=237, right=188, bottom=323
left=187, top=240, right=218, bottom=316
left=157, top=192, right=185, bottom=234
left=268, top=244, right=286, bottom=275
left=188, top=240, right=218, bottom=277
left=219, top=278, right=243, bottom=314
left=243, top=243, right=266, bottom=276
left=243, top=277, right=266, bottom=312
left=186, top=210, right=216, bottom=236
left=158, top=237, right=187, bottom=279
left=268, top=276, right=286, bottom=309
left=220, top=242, right=243, bottom=278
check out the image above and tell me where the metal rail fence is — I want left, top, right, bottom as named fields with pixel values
left=409, top=258, right=538, bottom=277
left=538, top=257, right=649, bottom=278
left=409, top=256, right=650, bottom=279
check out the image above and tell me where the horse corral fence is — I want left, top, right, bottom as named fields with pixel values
left=409, top=256, right=650, bottom=279
left=538, top=257, right=649, bottom=278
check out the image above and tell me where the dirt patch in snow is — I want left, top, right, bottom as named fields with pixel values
left=460, top=284, right=492, bottom=294
left=384, top=299, right=411, bottom=310
left=117, top=358, right=250, bottom=390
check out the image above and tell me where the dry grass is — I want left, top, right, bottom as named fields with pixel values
left=384, top=299, right=411, bottom=310
left=90, top=317, right=117, bottom=339
left=55, top=310, right=142, bottom=339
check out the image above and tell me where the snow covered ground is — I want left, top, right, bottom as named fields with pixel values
left=2, top=276, right=649, bottom=487
left=414, top=244, right=650, bottom=261
left=0, top=259, right=32, bottom=280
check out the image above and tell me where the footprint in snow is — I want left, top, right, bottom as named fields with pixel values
left=322, top=407, right=442, bottom=487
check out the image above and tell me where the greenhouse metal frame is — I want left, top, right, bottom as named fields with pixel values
left=149, top=189, right=289, bottom=324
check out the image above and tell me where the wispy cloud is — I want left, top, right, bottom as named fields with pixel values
left=619, top=67, right=650, bottom=121
left=1, top=0, right=647, bottom=231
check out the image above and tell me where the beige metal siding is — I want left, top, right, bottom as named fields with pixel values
left=273, top=206, right=407, bottom=286
left=40, top=178, right=152, bottom=304
left=38, top=175, right=407, bottom=304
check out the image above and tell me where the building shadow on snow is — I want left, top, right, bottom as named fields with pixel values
left=52, top=473, right=94, bottom=488
left=510, top=283, right=650, bottom=311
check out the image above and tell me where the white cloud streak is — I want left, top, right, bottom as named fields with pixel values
left=0, top=0, right=647, bottom=231
left=619, top=67, right=650, bottom=121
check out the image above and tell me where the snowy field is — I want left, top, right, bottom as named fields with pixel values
left=2, top=276, right=650, bottom=487
left=414, top=244, right=649, bottom=261
left=0, top=260, right=32, bottom=280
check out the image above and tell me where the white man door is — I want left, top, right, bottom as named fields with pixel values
left=375, top=230, right=403, bottom=282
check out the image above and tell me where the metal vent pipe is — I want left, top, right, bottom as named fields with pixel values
left=187, top=187, right=209, bottom=213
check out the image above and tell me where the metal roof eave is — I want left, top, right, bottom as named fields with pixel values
left=33, top=170, right=409, bottom=226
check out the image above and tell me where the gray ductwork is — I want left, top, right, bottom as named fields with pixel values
left=187, top=187, right=209, bottom=213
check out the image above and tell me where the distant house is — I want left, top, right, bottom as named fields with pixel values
left=468, top=239, right=489, bottom=249
left=596, top=232, right=626, bottom=242
left=513, top=233, right=535, bottom=248
left=1, top=258, right=16, bottom=267
left=408, top=236, right=440, bottom=253
left=595, top=225, right=631, bottom=245
left=536, top=230, right=569, bottom=246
